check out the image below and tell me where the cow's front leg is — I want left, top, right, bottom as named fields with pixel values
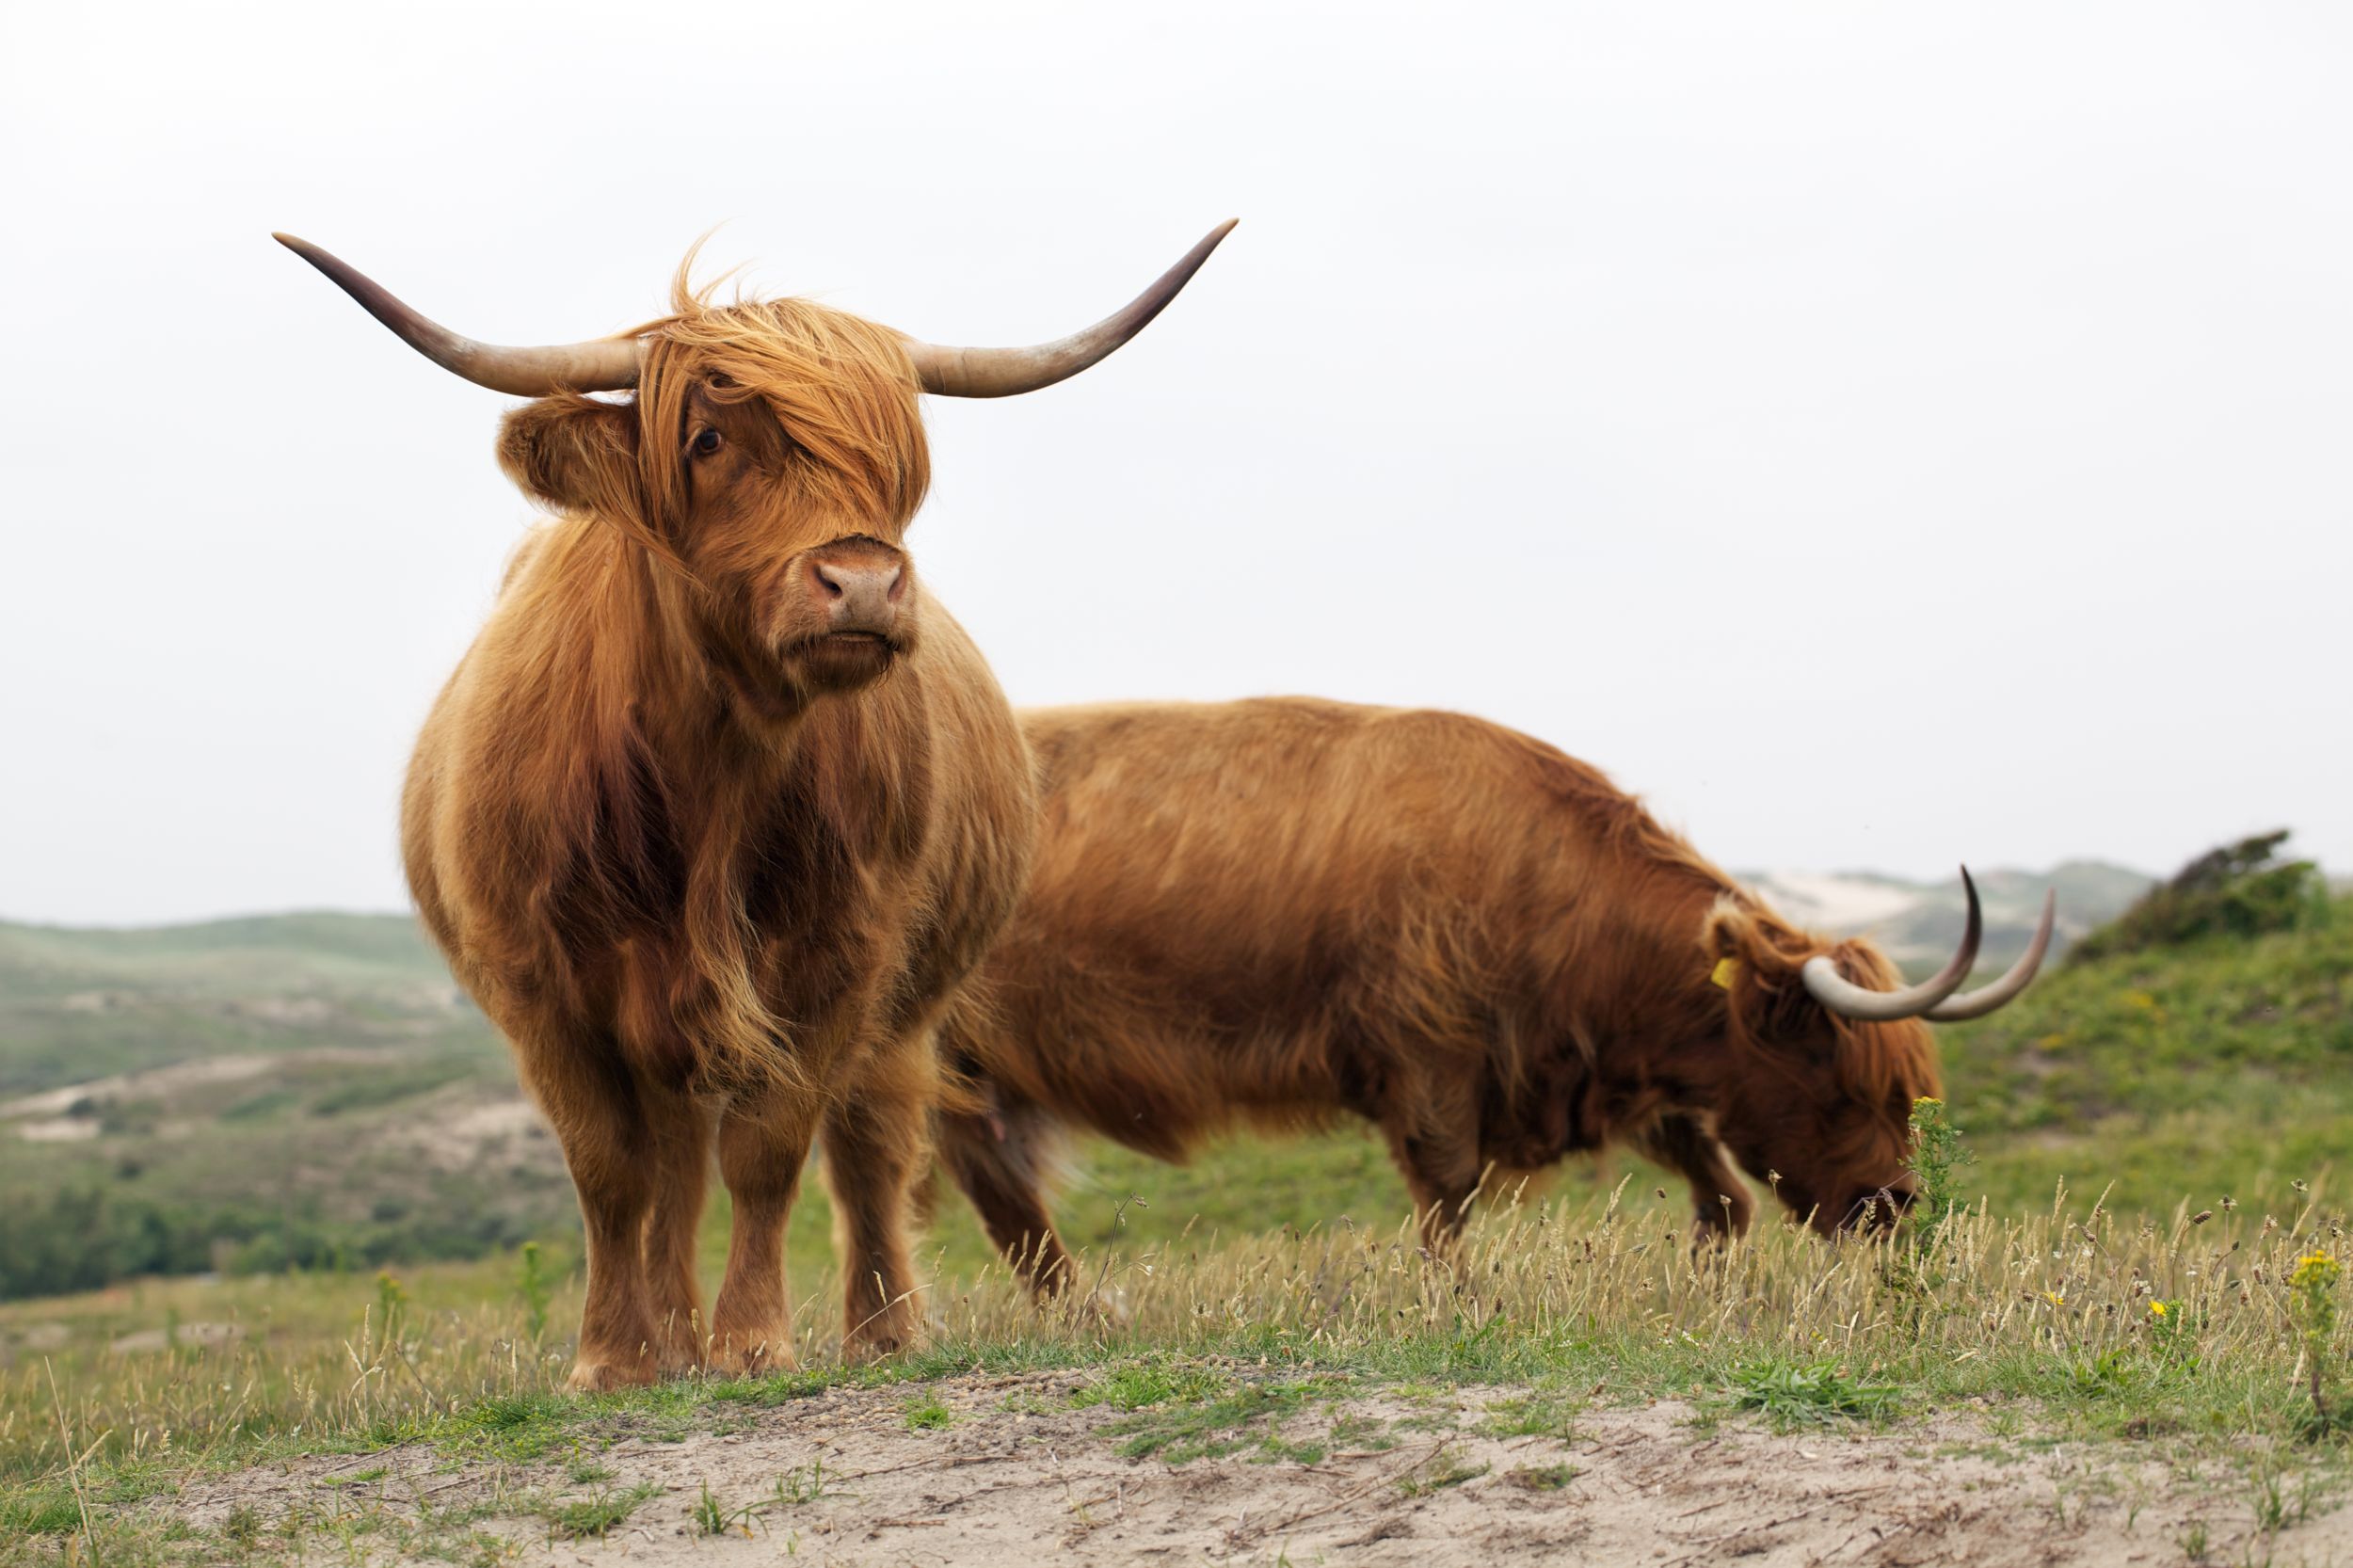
left=532, top=1056, right=663, bottom=1391
left=1383, top=1072, right=1486, bottom=1257
left=1634, top=1112, right=1753, bottom=1244
left=640, top=1090, right=716, bottom=1374
left=938, top=1095, right=1079, bottom=1302
left=822, top=1040, right=935, bottom=1361
left=708, top=1090, right=817, bottom=1375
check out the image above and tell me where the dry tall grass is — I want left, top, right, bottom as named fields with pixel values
left=5, top=1176, right=2345, bottom=1498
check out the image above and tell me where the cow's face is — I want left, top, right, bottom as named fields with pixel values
left=664, top=364, right=925, bottom=706
left=497, top=303, right=932, bottom=712
left=1700, top=910, right=1943, bottom=1237
left=1713, top=1024, right=1933, bottom=1236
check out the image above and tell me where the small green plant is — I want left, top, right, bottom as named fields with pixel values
left=903, top=1392, right=953, bottom=1432
left=1905, top=1096, right=1974, bottom=1232
left=222, top=1502, right=264, bottom=1549
left=773, top=1456, right=835, bottom=1507
left=546, top=1482, right=657, bottom=1541
left=690, top=1480, right=760, bottom=1538
left=1729, top=1359, right=1903, bottom=1429
left=374, top=1270, right=409, bottom=1342
left=1397, top=1448, right=1489, bottom=1496
left=1478, top=1388, right=1578, bottom=1441
left=1100, top=1377, right=1337, bottom=1463
left=515, top=1241, right=554, bottom=1345
left=2143, top=1298, right=2199, bottom=1367
left=2288, top=1251, right=2347, bottom=1440
left=2249, top=1466, right=2306, bottom=1534
left=1504, top=1463, right=1578, bottom=1491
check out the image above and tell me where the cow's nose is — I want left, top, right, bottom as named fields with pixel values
left=805, top=553, right=906, bottom=636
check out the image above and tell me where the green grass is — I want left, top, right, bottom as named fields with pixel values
left=902, top=1390, right=953, bottom=1430
left=1728, top=1358, right=1906, bottom=1429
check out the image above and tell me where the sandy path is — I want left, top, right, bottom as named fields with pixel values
left=168, top=1369, right=2345, bottom=1566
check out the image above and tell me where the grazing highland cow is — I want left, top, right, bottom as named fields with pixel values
left=936, top=698, right=2052, bottom=1295
left=277, top=224, right=1233, bottom=1385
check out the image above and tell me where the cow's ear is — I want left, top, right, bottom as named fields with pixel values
left=497, top=396, right=642, bottom=520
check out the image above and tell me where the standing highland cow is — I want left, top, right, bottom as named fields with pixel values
left=936, top=698, right=2053, bottom=1296
left=277, top=224, right=1233, bottom=1386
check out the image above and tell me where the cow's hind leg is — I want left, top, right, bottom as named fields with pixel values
left=708, top=1090, right=817, bottom=1375
left=1635, top=1113, right=1753, bottom=1243
left=821, top=1037, right=934, bottom=1361
left=640, top=1091, right=715, bottom=1374
left=938, top=1096, right=1078, bottom=1301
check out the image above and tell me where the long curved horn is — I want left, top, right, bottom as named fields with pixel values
left=1801, top=867, right=1984, bottom=1022
left=272, top=233, right=641, bottom=395
left=904, top=219, right=1238, bottom=398
left=1928, top=889, right=2056, bottom=1022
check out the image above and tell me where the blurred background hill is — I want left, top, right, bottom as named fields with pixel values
left=1741, top=860, right=2153, bottom=974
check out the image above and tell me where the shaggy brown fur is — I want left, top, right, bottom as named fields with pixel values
left=404, top=268, right=1035, bottom=1387
left=935, top=698, right=1941, bottom=1296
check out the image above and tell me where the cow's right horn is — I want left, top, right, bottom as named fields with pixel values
left=1926, top=889, right=2057, bottom=1022
left=1801, top=868, right=1984, bottom=1022
left=901, top=220, right=1238, bottom=398
left=273, top=233, right=643, bottom=395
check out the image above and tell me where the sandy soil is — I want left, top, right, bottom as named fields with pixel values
left=163, top=1369, right=2351, bottom=1566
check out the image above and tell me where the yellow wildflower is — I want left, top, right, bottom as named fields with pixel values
left=2148, top=1301, right=2169, bottom=1320
left=2291, top=1253, right=2341, bottom=1292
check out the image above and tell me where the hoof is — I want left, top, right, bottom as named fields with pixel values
left=566, top=1354, right=658, bottom=1392
left=840, top=1321, right=923, bottom=1365
left=706, top=1333, right=798, bottom=1378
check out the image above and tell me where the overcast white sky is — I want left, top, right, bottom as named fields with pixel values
left=3, top=2, right=2347, bottom=926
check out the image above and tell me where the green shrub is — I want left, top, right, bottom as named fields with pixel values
left=2070, top=831, right=2329, bottom=965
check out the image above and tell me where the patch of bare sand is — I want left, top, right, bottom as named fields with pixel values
left=0, top=1048, right=383, bottom=1122
left=163, top=1370, right=2353, bottom=1566
left=377, top=1093, right=553, bottom=1172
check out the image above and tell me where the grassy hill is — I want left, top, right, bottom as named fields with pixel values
left=1936, top=887, right=2351, bottom=1217
left=0, top=913, right=475, bottom=1096
left=0, top=916, right=560, bottom=1298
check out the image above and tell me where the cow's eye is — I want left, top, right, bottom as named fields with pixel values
left=691, top=427, right=724, bottom=457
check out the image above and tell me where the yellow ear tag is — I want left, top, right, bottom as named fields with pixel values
left=1710, top=957, right=1738, bottom=990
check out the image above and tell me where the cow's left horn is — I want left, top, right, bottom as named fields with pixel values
left=273, top=234, right=642, bottom=395
left=1801, top=868, right=1984, bottom=1022
left=1927, top=889, right=2057, bottom=1022
left=903, top=220, right=1238, bottom=398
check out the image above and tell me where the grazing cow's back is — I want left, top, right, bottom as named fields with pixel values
left=938, top=698, right=2047, bottom=1294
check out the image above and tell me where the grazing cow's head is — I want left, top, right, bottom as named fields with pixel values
left=1701, top=872, right=2052, bottom=1235
left=275, top=224, right=1234, bottom=711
